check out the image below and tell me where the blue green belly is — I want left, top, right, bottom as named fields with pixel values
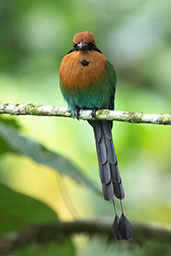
left=60, top=75, right=114, bottom=113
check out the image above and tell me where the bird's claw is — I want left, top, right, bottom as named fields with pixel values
left=91, top=108, right=98, bottom=118
left=73, top=106, right=80, bottom=120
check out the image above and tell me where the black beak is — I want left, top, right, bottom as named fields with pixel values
left=77, top=42, right=88, bottom=50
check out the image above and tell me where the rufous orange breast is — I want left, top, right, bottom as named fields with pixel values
left=59, top=50, right=106, bottom=90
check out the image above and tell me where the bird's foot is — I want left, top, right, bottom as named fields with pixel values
left=73, top=106, right=80, bottom=120
left=91, top=108, right=98, bottom=118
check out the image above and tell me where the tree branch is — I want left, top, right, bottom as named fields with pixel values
left=0, top=103, right=170, bottom=125
left=0, top=220, right=170, bottom=254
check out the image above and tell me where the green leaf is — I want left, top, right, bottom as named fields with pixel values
left=0, top=122, right=100, bottom=194
left=0, top=117, right=21, bottom=130
left=0, top=183, right=76, bottom=255
left=0, top=117, right=21, bottom=154
left=0, top=183, right=57, bottom=237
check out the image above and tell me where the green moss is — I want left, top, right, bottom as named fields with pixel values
left=3, top=103, right=9, bottom=109
left=124, top=112, right=144, bottom=123
left=96, top=109, right=110, bottom=116
left=158, top=115, right=171, bottom=125
left=26, top=104, right=41, bottom=115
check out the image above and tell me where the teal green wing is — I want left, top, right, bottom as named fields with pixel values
left=106, top=60, right=117, bottom=110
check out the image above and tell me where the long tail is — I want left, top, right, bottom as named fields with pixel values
left=89, top=120, right=124, bottom=201
left=89, top=120, right=133, bottom=240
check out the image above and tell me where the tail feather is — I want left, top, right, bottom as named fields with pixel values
left=102, top=182, right=114, bottom=201
left=111, top=164, right=125, bottom=199
left=89, top=120, right=124, bottom=200
left=89, top=120, right=133, bottom=240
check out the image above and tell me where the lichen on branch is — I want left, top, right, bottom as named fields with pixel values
left=0, top=103, right=170, bottom=125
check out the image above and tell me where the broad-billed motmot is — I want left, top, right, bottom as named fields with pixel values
left=59, top=31, right=133, bottom=240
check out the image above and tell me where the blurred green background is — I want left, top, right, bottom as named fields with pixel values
left=0, top=0, right=171, bottom=255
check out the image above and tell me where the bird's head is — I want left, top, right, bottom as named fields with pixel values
left=73, top=31, right=97, bottom=51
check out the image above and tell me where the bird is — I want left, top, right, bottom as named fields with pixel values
left=59, top=31, right=133, bottom=240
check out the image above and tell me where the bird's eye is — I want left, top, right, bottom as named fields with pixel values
left=73, top=43, right=77, bottom=48
left=88, top=41, right=95, bottom=47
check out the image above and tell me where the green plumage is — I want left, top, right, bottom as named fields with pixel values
left=60, top=60, right=117, bottom=114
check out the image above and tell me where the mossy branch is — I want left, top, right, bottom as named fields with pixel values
left=0, top=220, right=171, bottom=254
left=0, top=103, right=171, bottom=125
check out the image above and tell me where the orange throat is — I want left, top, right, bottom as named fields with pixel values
left=59, top=51, right=106, bottom=90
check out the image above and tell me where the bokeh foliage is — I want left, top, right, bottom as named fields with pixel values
left=0, top=0, right=171, bottom=255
